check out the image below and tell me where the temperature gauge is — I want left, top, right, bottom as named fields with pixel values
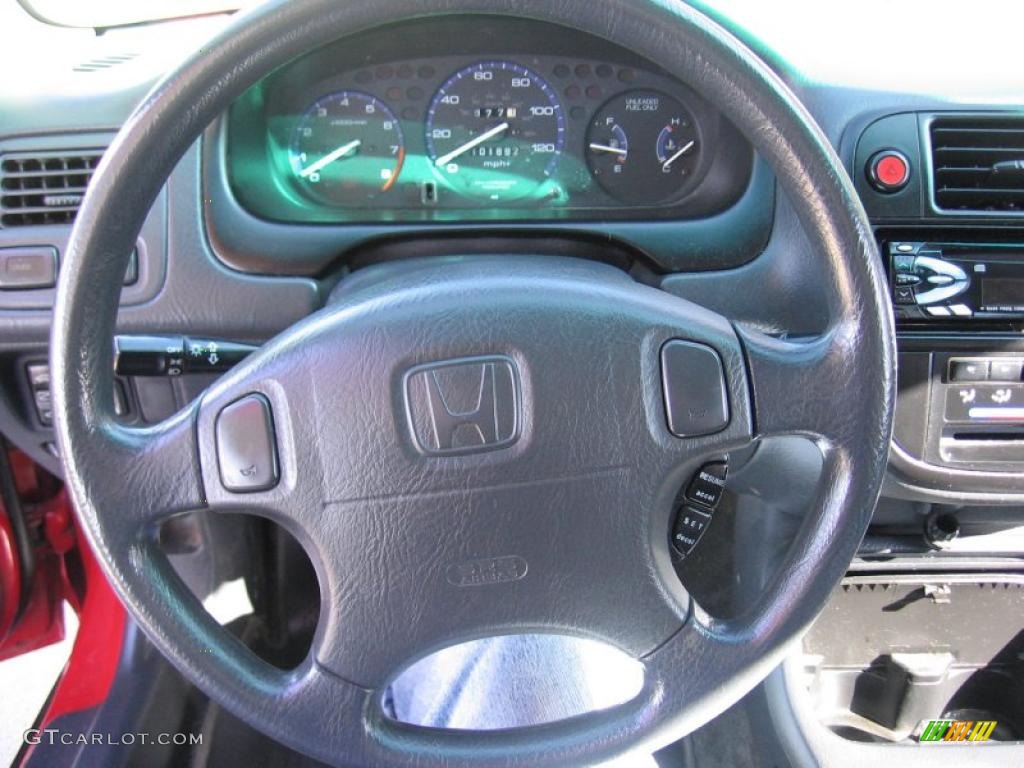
left=656, top=124, right=697, bottom=179
left=586, top=90, right=700, bottom=205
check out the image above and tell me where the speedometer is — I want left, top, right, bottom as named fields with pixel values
left=425, top=61, right=565, bottom=201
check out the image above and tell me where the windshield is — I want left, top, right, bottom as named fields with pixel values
left=22, top=0, right=244, bottom=27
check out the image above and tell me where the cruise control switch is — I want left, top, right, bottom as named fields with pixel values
left=671, top=460, right=728, bottom=559
left=114, top=335, right=257, bottom=377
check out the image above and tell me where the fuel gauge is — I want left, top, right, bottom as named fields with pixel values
left=586, top=90, right=700, bottom=205
left=587, top=120, right=630, bottom=181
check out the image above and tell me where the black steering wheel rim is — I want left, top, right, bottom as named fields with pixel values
left=51, top=1, right=895, bottom=765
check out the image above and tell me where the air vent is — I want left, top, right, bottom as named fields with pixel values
left=73, top=53, right=139, bottom=73
left=931, top=115, right=1024, bottom=213
left=0, top=150, right=103, bottom=227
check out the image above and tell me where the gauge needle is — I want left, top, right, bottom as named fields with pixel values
left=299, top=139, right=361, bottom=178
left=661, top=140, right=696, bottom=171
left=434, top=122, right=510, bottom=167
left=588, top=142, right=628, bottom=156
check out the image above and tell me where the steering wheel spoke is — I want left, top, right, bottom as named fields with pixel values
left=53, top=403, right=206, bottom=545
left=194, top=372, right=316, bottom=533
left=738, top=323, right=861, bottom=445
left=123, top=408, right=207, bottom=527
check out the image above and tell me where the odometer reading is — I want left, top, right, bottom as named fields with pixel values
left=426, top=61, right=565, bottom=201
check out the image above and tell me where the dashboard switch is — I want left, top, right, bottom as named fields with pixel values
left=685, top=461, right=728, bottom=508
left=112, top=380, right=129, bottom=417
left=660, top=340, right=729, bottom=437
left=215, top=394, right=279, bottom=493
left=0, top=247, right=57, bottom=289
left=868, top=150, right=910, bottom=193
left=123, top=249, right=139, bottom=286
left=33, top=389, right=52, bottom=426
left=990, top=360, right=1024, bottom=382
left=949, top=359, right=989, bottom=382
left=26, top=363, right=50, bottom=389
left=26, top=362, right=53, bottom=426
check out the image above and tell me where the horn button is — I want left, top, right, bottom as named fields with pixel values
left=659, top=340, right=730, bottom=437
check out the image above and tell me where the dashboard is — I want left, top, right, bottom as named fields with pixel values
left=226, top=18, right=752, bottom=223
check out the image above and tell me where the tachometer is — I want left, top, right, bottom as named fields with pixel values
left=289, top=91, right=405, bottom=206
left=425, top=61, right=565, bottom=201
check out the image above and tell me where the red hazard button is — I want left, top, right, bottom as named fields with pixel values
left=868, top=150, right=910, bottom=192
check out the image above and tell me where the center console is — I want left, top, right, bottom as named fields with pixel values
left=883, top=236, right=1024, bottom=473
left=849, top=110, right=1024, bottom=494
left=769, top=109, right=1024, bottom=762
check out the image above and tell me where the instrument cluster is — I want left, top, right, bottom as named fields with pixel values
left=226, top=20, right=752, bottom=223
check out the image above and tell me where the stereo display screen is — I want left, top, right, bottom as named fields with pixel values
left=982, top=278, right=1024, bottom=307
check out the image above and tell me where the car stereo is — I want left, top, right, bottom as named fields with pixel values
left=889, top=241, right=1024, bottom=321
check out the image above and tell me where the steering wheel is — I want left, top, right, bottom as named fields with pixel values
left=50, top=0, right=894, bottom=764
